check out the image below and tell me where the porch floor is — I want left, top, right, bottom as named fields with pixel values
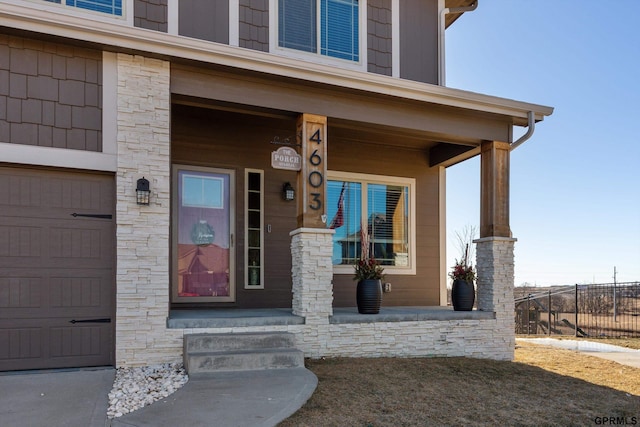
left=167, top=307, right=494, bottom=329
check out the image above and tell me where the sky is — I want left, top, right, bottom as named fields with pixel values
left=444, top=0, right=640, bottom=287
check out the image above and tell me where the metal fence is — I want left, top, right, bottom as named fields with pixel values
left=515, top=282, right=640, bottom=338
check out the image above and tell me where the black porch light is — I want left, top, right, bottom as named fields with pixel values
left=282, top=182, right=295, bottom=201
left=136, top=177, right=150, bottom=205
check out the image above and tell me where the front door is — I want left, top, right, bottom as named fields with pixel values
left=172, top=166, right=235, bottom=302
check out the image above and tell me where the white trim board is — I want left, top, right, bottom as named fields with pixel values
left=0, top=143, right=117, bottom=172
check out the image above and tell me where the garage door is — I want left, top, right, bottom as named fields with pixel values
left=0, top=167, right=115, bottom=371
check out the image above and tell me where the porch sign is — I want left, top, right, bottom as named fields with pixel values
left=297, top=114, right=327, bottom=228
left=271, top=146, right=302, bottom=171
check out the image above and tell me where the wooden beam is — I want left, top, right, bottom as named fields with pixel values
left=429, top=143, right=475, bottom=167
left=297, top=114, right=328, bottom=228
left=480, top=140, right=511, bottom=238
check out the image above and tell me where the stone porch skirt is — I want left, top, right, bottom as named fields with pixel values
left=147, top=307, right=513, bottom=364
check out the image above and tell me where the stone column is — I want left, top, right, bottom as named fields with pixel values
left=290, top=228, right=335, bottom=321
left=115, top=53, right=175, bottom=366
left=475, top=236, right=516, bottom=360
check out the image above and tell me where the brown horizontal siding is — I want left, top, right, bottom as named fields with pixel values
left=0, top=34, right=102, bottom=151
left=399, top=0, right=438, bottom=84
left=179, top=0, right=229, bottom=45
left=171, top=104, right=298, bottom=308
left=171, top=104, right=442, bottom=308
left=328, top=137, right=441, bottom=307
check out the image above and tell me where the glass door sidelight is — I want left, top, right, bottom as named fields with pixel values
left=245, top=169, right=264, bottom=289
left=172, top=165, right=235, bottom=302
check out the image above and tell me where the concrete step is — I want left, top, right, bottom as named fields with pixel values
left=185, top=348, right=305, bottom=375
left=183, top=332, right=305, bottom=376
left=184, top=332, right=295, bottom=353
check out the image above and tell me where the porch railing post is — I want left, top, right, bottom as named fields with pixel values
left=548, top=290, right=551, bottom=336
left=575, top=284, right=578, bottom=338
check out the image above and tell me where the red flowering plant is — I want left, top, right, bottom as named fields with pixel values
left=449, top=243, right=476, bottom=283
left=353, top=224, right=385, bottom=281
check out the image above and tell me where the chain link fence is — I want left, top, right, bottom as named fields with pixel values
left=515, top=282, right=640, bottom=338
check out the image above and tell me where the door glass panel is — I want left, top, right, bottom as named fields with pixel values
left=176, top=169, right=231, bottom=299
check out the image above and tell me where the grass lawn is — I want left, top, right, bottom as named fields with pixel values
left=279, top=339, right=640, bottom=426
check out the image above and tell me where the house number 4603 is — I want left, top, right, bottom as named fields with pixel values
left=308, top=129, right=323, bottom=211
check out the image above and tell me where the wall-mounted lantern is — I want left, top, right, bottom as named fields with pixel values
left=282, top=182, right=295, bottom=201
left=136, top=177, right=150, bottom=205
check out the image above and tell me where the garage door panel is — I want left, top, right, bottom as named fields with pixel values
left=0, top=167, right=114, bottom=371
left=0, top=170, right=113, bottom=219
left=0, top=219, right=112, bottom=270
left=0, top=320, right=112, bottom=371
left=0, top=225, right=42, bottom=259
left=1, top=269, right=112, bottom=319
left=50, top=225, right=112, bottom=266
left=50, top=324, right=109, bottom=358
left=0, top=276, right=42, bottom=309
left=0, top=326, right=42, bottom=361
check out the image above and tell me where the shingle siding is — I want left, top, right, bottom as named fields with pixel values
left=368, top=0, right=393, bottom=76
left=0, top=35, right=102, bottom=151
left=134, top=0, right=168, bottom=32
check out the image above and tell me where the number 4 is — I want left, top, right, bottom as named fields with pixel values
left=310, top=129, right=322, bottom=144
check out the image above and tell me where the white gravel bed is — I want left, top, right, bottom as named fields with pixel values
left=107, top=363, right=189, bottom=419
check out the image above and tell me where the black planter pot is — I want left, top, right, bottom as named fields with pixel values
left=451, top=279, right=475, bottom=311
left=357, top=279, right=382, bottom=314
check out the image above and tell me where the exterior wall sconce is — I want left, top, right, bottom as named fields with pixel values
left=136, top=177, right=150, bottom=205
left=282, top=182, right=295, bottom=201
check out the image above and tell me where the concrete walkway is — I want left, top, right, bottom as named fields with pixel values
left=0, top=367, right=317, bottom=427
left=0, top=368, right=114, bottom=427
left=111, top=368, right=317, bottom=427
left=517, top=337, right=640, bottom=369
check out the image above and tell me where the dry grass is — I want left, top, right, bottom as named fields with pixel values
left=279, top=342, right=640, bottom=427
left=515, top=340, right=640, bottom=395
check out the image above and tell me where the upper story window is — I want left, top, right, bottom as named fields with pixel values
left=44, top=0, right=122, bottom=16
left=278, top=0, right=360, bottom=62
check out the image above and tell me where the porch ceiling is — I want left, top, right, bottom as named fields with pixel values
left=173, top=66, right=514, bottom=138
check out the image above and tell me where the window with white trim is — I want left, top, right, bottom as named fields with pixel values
left=327, top=172, right=415, bottom=274
left=245, top=169, right=264, bottom=289
left=278, top=0, right=360, bottom=62
left=44, top=0, right=123, bottom=16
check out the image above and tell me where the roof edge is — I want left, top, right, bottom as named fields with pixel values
left=1, top=3, right=553, bottom=125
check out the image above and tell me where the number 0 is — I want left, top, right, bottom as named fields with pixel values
left=308, top=171, right=323, bottom=188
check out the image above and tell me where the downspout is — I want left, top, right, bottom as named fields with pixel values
left=438, top=0, right=478, bottom=86
left=510, top=111, right=535, bottom=151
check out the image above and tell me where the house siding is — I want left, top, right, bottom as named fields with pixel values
left=239, top=0, right=269, bottom=52
left=134, top=0, right=168, bottom=32
left=179, top=0, right=230, bottom=45
left=328, top=139, right=441, bottom=306
left=171, top=105, right=298, bottom=308
left=399, top=0, right=439, bottom=84
left=367, top=0, right=393, bottom=76
left=171, top=104, right=442, bottom=308
left=0, top=35, right=102, bottom=151
left=0, top=1, right=538, bottom=368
